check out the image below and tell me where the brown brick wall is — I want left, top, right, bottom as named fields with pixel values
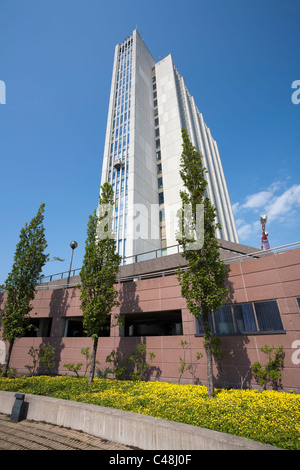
left=1, top=248, right=300, bottom=391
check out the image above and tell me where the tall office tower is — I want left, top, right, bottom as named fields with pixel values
left=100, top=29, right=239, bottom=261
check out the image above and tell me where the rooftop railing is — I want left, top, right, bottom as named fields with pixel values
left=38, top=244, right=183, bottom=283
left=37, top=241, right=300, bottom=287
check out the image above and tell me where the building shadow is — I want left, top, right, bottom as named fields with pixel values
left=39, top=286, right=77, bottom=374
left=118, top=280, right=142, bottom=315
left=213, top=269, right=252, bottom=389
left=110, top=281, right=162, bottom=381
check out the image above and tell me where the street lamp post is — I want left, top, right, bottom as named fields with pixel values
left=67, top=241, right=78, bottom=285
left=260, top=215, right=270, bottom=250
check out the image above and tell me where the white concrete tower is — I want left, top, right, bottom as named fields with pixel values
left=100, top=30, right=160, bottom=261
left=100, top=30, right=239, bottom=262
left=154, top=55, right=239, bottom=245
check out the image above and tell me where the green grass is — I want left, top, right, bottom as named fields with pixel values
left=0, top=375, right=299, bottom=450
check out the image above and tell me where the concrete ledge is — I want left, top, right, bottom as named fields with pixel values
left=0, top=391, right=278, bottom=450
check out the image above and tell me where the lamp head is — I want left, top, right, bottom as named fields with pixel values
left=260, top=214, right=267, bottom=225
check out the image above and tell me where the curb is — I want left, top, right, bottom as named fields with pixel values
left=0, top=391, right=279, bottom=450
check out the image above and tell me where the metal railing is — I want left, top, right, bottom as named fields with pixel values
left=39, top=268, right=81, bottom=283
left=221, top=241, right=300, bottom=264
left=37, top=240, right=300, bottom=286
left=38, top=244, right=183, bottom=284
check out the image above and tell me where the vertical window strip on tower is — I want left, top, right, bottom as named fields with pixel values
left=109, top=36, right=133, bottom=261
left=152, top=68, right=166, bottom=248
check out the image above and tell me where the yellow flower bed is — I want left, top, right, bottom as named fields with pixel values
left=0, top=376, right=299, bottom=449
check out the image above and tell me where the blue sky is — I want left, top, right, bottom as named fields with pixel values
left=0, top=0, right=299, bottom=283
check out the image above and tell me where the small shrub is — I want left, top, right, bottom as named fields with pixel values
left=63, top=347, right=99, bottom=377
left=105, top=349, right=128, bottom=379
left=252, top=345, right=284, bottom=390
left=38, top=345, right=56, bottom=375
left=25, top=345, right=56, bottom=376
left=128, top=344, right=156, bottom=381
left=25, top=347, right=39, bottom=376
left=63, top=362, right=83, bottom=377
left=178, top=340, right=202, bottom=383
left=105, top=344, right=156, bottom=381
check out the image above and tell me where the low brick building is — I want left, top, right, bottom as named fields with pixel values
left=1, top=240, right=300, bottom=391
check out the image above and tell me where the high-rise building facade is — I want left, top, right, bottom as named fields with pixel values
left=100, top=29, right=239, bottom=261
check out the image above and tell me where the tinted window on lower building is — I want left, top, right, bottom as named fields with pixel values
left=195, top=300, right=284, bottom=335
left=214, top=305, right=235, bottom=334
left=233, top=303, right=258, bottom=333
left=254, top=301, right=284, bottom=332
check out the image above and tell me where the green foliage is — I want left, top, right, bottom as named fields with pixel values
left=25, top=347, right=40, bottom=376
left=204, top=336, right=228, bottom=371
left=63, top=347, right=99, bottom=377
left=80, top=347, right=98, bottom=377
left=0, top=376, right=299, bottom=450
left=252, top=345, right=285, bottom=390
left=1, top=204, right=48, bottom=341
left=0, top=365, right=18, bottom=378
left=79, top=183, right=121, bottom=383
left=178, top=340, right=203, bottom=384
left=96, top=366, right=111, bottom=379
left=105, top=350, right=127, bottom=379
left=176, top=129, right=230, bottom=397
left=176, top=131, right=230, bottom=316
left=38, top=345, right=56, bottom=374
left=128, top=344, right=156, bottom=381
left=63, top=362, right=83, bottom=377
left=1, top=204, right=49, bottom=376
left=80, top=183, right=121, bottom=337
left=105, top=344, right=156, bottom=381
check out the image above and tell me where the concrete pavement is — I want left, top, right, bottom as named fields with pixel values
left=0, top=413, right=133, bottom=450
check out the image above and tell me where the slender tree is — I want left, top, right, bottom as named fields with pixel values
left=1, top=203, right=49, bottom=376
left=79, top=183, right=121, bottom=384
left=176, top=129, right=230, bottom=397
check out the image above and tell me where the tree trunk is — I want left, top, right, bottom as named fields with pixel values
left=205, top=335, right=214, bottom=398
left=3, top=339, right=14, bottom=377
left=88, top=336, right=98, bottom=384
left=203, top=313, right=214, bottom=398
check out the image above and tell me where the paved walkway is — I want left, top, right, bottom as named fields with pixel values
left=0, top=413, right=133, bottom=450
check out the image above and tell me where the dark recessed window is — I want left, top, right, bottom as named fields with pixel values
left=24, top=318, right=52, bottom=337
left=121, top=310, right=182, bottom=337
left=62, top=317, right=110, bottom=338
left=159, top=208, right=165, bottom=223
